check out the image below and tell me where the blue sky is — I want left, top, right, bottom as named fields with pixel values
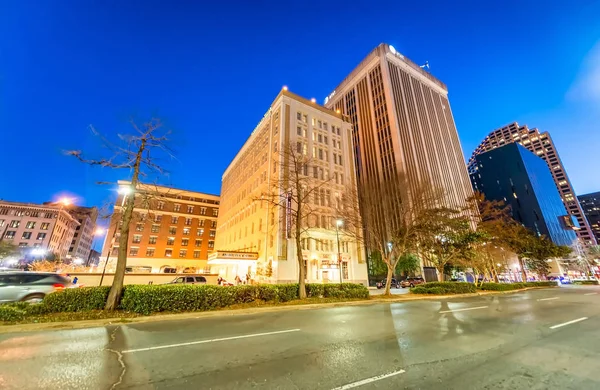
left=1, top=0, right=599, bottom=217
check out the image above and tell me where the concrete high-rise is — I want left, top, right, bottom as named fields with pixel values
left=578, top=191, right=600, bottom=244
left=214, top=89, right=368, bottom=285
left=468, top=122, right=596, bottom=246
left=323, top=44, right=474, bottom=220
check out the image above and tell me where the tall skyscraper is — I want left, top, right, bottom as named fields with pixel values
left=323, top=43, right=475, bottom=262
left=468, top=122, right=596, bottom=246
left=578, top=191, right=600, bottom=244
left=470, top=143, right=577, bottom=246
left=214, top=88, right=368, bottom=285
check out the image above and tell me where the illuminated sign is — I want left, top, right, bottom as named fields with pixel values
left=324, top=90, right=336, bottom=105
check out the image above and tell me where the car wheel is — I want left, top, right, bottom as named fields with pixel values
left=22, top=294, right=45, bottom=303
left=410, top=283, right=414, bottom=288
left=401, top=286, right=406, bottom=288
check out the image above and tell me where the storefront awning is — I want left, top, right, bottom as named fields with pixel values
left=208, top=250, right=259, bottom=265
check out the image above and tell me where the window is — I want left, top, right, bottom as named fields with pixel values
left=146, top=248, right=155, bottom=257
left=195, top=239, right=202, bottom=247
left=129, top=247, right=139, bottom=256
left=165, top=249, right=172, bottom=257
left=324, top=136, right=328, bottom=145
left=151, top=224, right=160, bottom=233
left=185, top=218, right=192, bottom=226
left=209, top=230, right=216, bottom=238
left=193, top=250, right=200, bottom=258
left=44, top=213, right=53, bottom=219
left=0, top=220, right=4, bottom=227
left=297, top=142, right=302, bottom=153
left=155, top=214, right=163, bottom=223
left=22, top=232, right=32, bottom=239
left=211, top=220, right=217, bottom=228
left=212, top=209, right=218, bottom=217
left=187, top=205, right=194, bottom=213
left=4, top=231, right=15, bottom=239
left=199, top=219, right=205, bottom=227
left=197, top=228, right=204, bottom=236
left=313, top=166, right=318, bottom=178
left=0, top=209, right=7, bottom=215
left=318, top=120, right=322, bottom=128
left=208, top=240, right=214, bottom=248
left=14, top=210, right=24, bottom=217
left=149, top=236, right=157, bottom=244
left=179, top=249, right=187, bottom=258
left=135, top=223, right=144, bottom=232
left=183, top=228, right=190, bottom=236
left=157, top=201, right=164, bottom=210
left=181, top=239, right=189, bottom=246
left=132, top=235, right=141, bottom=243
left=171, top=216, right=178, bottom=224
left=36, top=233, right=46, bottom=240
left=167, top=237, right=175, bottom=245
left=312, top=146, right=317, bottom=158
left=9, top=220, right=20, bottom=228
left=169, top=227, right=177, bottom=235
left=25, top=221, right=36, bottom=229
left=337, top=127, right=341, bottom=135
left=303, top=114, right=307, bottom=123
left=297, top=112, right=302, bottom=120
left=297, top=126, right=302, bottom=135
left=40, top=222, right=49, bottom=230
left=318, top=134, right=323, bottom=143
left=200, top=207, right=206, bottom=215
left=319, top=149, right=323, bottom=160
left=323, top=122, right=328, bottom=131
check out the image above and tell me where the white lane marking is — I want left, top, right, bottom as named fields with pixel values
left=584, top=293, right=598, bottom=296
left=550, top=317, right=588, bottom=330
left=122, top=328, right=301, bottom=354
left=331, top=369, right=406, bottom=390
left=439, top=305, right=488, bottom=314
left=537, top=297, right=559, bottom=301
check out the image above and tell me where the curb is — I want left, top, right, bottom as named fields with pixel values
left=0, top=287, right=555, bottom=334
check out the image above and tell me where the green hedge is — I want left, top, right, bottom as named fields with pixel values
left=479, top=281, right=557, bottom=291
left=23, top=283, right=368, bottom=316
left=411, top=282, right=476, bottom=295
left=41, top=286, right=111, bottom=312
left=573, top=280, right=599, bottom=285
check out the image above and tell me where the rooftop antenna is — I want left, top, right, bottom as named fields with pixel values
left=420, top=61, right=430, bottom=70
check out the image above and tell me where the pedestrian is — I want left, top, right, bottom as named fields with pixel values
left=72, top=276, right=78, bottom=285
left=235, top=275, right=242, bottom=285
left=217, top=276, right=223, bottom=286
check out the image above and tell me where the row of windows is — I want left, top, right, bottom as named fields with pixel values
left=0, top=220, right=51, bottom=230
left=134, top=217, right=216, bottom=228
left=295, top=112, right=342, bottom=135
left=300, top=238, right=350, bottom=253
left=119, top=243, right=214, bottom=258
left=132, top=235, right=208, bottom=247
left=0, top=208, right=57, bottom=219
left=4, top=231, right=47, bottom=240
left=156, top=203, right=218, bottom=216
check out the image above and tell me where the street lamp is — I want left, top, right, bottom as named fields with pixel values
left=336, top=219, right=343, bottom=284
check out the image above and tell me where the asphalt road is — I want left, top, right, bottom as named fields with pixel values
left=1, top=285, right=600, bottom=390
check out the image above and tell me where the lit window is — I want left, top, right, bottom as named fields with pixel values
left=146, top=248, right=155, bottom=257
left=129, top=247, right=139, bottom=256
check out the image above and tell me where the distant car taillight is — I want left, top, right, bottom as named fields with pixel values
left=53, top=283, right=65, bottom=290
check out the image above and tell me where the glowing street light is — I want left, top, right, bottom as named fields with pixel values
left=94, top=228, right=106, bottom=236
left=118, top=186, right=133, bottom=195
left=31, top=248, right=46, bottom=256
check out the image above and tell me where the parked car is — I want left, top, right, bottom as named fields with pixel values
left=376, top=278, right=400, bottom=289
left=400, top=277, right=426, bottom=288
left=0, top=272, right=72, bottom=303
left=167, top=276, right=207, bottom=285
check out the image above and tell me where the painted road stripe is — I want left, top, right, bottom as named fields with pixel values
left=331, top=369, right=406, bottom=390
left=122, top=328, right=301, bottom=354
left=439, top=305, right=488, bottom=314
left=584, top=293, right=598, bottom=296
left=550, top=317, right=588, bottom=330
left=537, top=297, right=559, bottom=301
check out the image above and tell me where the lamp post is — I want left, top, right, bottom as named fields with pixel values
left=99, top=187, right=132, bottom=286
left=336, top=219, right=343, bottom=284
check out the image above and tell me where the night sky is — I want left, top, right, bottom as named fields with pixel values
left=2, top=0, right=599, bottom=215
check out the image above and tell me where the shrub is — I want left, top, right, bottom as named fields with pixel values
left=0, top=303, right=27, bottom=322
left=410, top=282, right=476, bottom=295
left=573, top=280, right=599, bottom=285
left=306, top=283, right=324, bottom=298
left=478, top=281, right=557, bottom=291
left=274, top=284, right=300, bottom=302
left=42, top=286, right=111, bottom=312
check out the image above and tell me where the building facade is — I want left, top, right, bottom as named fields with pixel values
left=214, top=89, right=368, bottom=285
left=44, top=203, right=98, bottom=263
left=468, top=122, right=596, bottom=246
left=100, top=181, right=220, bottom=273
left=0, top=200, right=79, bottom=258
left=578, top=191, right=600, bottom=244
left=470, top=143, right=577, bottom=246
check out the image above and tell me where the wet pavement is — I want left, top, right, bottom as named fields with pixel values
left=1, top=285, right=599, bottom=389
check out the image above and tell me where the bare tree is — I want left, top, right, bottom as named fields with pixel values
left=256, top=143, right=333, bottom=299
left=66, top=118, right=171, bottom=310
left=339, top=173, right=443, bottom=295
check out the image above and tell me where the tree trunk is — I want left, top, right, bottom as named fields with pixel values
left=491, top=263, right=500, bottom=283
left=436, top=266, right=444, bottom=281
left=295, top=190, right=306, bottom=299
left=518, top=256, right=527, bottom=282
left=384, top=260, right=394, bottom=296
left=105, top=139, right=146, bottom=310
